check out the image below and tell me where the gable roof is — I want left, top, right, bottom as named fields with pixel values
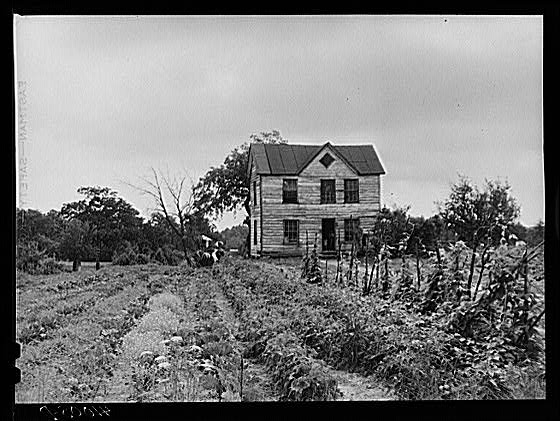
left=248, top=142, right=385, bottom=177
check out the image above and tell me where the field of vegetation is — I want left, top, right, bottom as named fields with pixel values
left=16, top=239, right=545, bottom=402
left=14, top=145, right=546, bottom=402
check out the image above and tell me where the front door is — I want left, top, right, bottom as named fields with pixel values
left=322, top=218, right=336, bottom=252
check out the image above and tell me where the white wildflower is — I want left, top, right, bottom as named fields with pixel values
left=158, top=361, right=172, bottom=370
left=188, top=345, right=203, bottom=353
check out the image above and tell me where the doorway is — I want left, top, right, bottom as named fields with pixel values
left=322, top=218, right=336, bottom=252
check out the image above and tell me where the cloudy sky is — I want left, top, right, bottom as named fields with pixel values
left=14, top=15, right=543, bottom=230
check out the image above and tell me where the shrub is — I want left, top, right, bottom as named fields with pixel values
left=137, top=253, right=151, bottom=264
left=16, top=241, right=43, bottom=273
left=152, top=246, right=184, bottom=266
left=262, top=332, right=337, bottom=401
left=34, top=258, right=64, bottom=275
left=112, top=248, right=138, bottom=265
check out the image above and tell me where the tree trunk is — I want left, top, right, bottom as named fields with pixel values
left=72, top=258, right=81, bottom=272
left=96, top=233, right=101, bottom=270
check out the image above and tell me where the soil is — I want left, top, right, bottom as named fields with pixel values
left=332, top=369, right=395, bottom=401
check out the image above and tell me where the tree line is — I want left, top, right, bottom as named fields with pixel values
left=16, top=130, right=543, bottom=274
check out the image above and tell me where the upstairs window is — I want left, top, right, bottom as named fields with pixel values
left=282, top=179, right=298, bottom=203
left=253, top=181, right=257, bottom=206
left=320, top=179, right=336, bottom=204
left=344, top=218, right=360, bottom=242
left=344, top=179, right=359, bottom=203
left=283, top=220, right=299, bottom=244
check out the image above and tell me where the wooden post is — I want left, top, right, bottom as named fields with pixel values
left=383, top=258, right=389, bottom=295
left=349, top=215, right=354, bottom=283
left=466, top=243, right=478, bottom=299
left=523, top=247, right=529, bottom=295
left=325, top=259, right=328, bottom=283
left=368, top=259, right=376, bottom=294
left=364, top=238, right=369, bottom=294
left=375, top=254, right=380, bottom=290
left=239, top=356, right=244, bottom=401
left=435, top=240, right=442, bottom=268
left=415, top=240, right=421, bottom=290
left=473, top=244, right=490, bottom=300
left=336, top=229, right=342, bottom=285
left=306, top=230, right=309, bottom=257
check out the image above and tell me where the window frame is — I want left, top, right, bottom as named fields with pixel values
left=253, top=220, right=257, bottom=245
left=253, top=181, right=257, bottom=206
left=344, top=218, right=360, bottom=242
left=320, top=179, right=336, bottom=204
left=282, top=178, right=298, bottom=204
left=344, top=179, right=360, bottom=203
left=283, top=219, right=299, bottom=244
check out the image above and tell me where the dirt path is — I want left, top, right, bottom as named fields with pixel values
left=332, top=369, right=395, bottom=401
left=210, top=281, right=279, bottom=402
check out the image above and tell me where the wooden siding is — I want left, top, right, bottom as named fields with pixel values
left=259, top=148, right=381, bottom=255
left=248, top=156, right=262, bottom=256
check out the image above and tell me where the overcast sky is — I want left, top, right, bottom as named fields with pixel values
left=14, top=15, right=543, bottom=230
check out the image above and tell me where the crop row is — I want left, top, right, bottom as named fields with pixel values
left=115, top=267, right=244, bottom=402
left=216, top=257, right=544, bottom=400
left=16, top=267, right=154, bottom=402
left=216, top=258, right=339, bottom=401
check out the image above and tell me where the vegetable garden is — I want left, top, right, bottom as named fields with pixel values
left=16, top=236, right=545, bottom=402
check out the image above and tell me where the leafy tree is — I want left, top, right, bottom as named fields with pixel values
left=133, top=169, right=213, bottom=264
left=366, top=206, right=414, bottom=258
left=194, top=130, right=287, bottom=255
left=60, top=186, right=144, bottom=267
left=220, top=224, right=249, bottom=250
left=16, top=208, right=65, bottom=259
left=526, top=220, right=544, bottom=247
left=58, top=219, right=90, bottom=271
left=137, top=213, right=180, bottom=255
left=439, top=176, right=520, bottom=298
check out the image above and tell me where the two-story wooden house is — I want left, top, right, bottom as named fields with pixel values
left=247, top=142, right=385, bottom=257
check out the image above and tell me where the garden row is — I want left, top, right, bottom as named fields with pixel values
left=215, top=254, right=545, bottom=400
left=216, top=258, right=340, bottom=401
left=15, top=266, right=164, bottom=402
left=109, top=266, right=249, bottom=401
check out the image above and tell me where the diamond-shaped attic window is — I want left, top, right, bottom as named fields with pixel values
left=320, top=153, right=335, bottom=168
